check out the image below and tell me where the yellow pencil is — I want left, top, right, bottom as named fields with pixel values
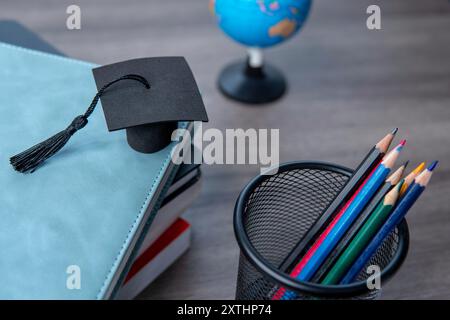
left=400, top=162, right=425, bottom=196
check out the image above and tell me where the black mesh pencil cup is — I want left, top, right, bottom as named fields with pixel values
left=234, top=161, right=409, bottom=300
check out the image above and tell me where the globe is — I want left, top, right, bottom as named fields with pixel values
left=210, top=0, right=312, bottom=104
left=210, top=0, right=312, bottom=48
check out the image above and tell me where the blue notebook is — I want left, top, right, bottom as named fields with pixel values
left=0, top=42, right=190, bottom=299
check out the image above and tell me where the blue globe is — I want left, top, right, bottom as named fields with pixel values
left=211, top=0, right=312, bottom=48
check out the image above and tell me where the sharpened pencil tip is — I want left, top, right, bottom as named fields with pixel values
left=397, top=179, right=405, bottom=190
left=391, top=128, right=399, bottom=135
left=428, top=161, right=438, bottom=171
left=403, top=160, right=409, bottom=168
left=394, top=140, right=406, bottom=152
left=413, top=162, right=426, bottom=175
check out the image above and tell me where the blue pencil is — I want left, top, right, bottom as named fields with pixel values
left=340, top=161, right=438, bottom=284
left=294, top=141, right=406, bottom=283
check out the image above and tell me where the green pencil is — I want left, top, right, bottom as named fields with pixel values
left=321, top=179, right=405, bottom=285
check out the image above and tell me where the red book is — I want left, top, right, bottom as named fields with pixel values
left=116, top=218, right=191, bottom=299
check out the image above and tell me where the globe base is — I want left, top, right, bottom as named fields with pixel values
left=218, top=60, right=286, bottom=104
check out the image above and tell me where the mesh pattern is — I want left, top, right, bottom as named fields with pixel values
left=235, top=165, right=402, bottom=300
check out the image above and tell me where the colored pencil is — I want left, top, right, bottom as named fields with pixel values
left=400, top=162, right=425, bottom=196
left=280, top=141, right=405, bottom=299
left=272, top=128, right=398, bottom=300
left=312, top=163, right=407, bottom=283
left=297, top=141, right=405, bottom=281
left=272, top=129, right=397, bottom=300
left=340, top=161, right=438, bottom=284
left=277, top=129, right=397, bottom=273
left=321, top=179, right=405, bottom=285
left=271, top=164, right=378, bottom=300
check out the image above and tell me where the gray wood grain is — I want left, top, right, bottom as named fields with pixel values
left=1, top=0, right=449, bottom=300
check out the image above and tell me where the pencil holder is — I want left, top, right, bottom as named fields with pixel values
left=234, top=161, right=409, bottom=300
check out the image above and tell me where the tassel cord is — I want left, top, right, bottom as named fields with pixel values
left=10, top=74, right=150, bottom=173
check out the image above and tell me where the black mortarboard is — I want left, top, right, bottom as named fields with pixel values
left=92, top=57, right=208, bottom=153
left=10, top=57, right=208, bottom=173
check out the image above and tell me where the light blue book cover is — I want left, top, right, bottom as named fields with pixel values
left=0, top=42, right=189, bottom=299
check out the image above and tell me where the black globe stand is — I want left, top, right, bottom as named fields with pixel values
left=218, top=58, right=286, bottom=104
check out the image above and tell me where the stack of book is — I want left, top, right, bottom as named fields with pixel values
left=0, top=20, right=202, bottom=299
left=117, top=164, right=202, bottom=299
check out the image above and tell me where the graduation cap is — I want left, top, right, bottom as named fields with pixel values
left=10, top=57, right=208, bottom=173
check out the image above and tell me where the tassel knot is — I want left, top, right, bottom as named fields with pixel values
left=67, top=115, right=88, bottom=135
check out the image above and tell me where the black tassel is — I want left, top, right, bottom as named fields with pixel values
left=10, top=74, right=150, bottom=174
left=10, top=116, right=88, bottom=173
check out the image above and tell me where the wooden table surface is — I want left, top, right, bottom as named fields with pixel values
left=2, top=0, right=449, bottom=299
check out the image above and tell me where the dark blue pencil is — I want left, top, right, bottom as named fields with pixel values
left=340, top=161, right=438, bottom=284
